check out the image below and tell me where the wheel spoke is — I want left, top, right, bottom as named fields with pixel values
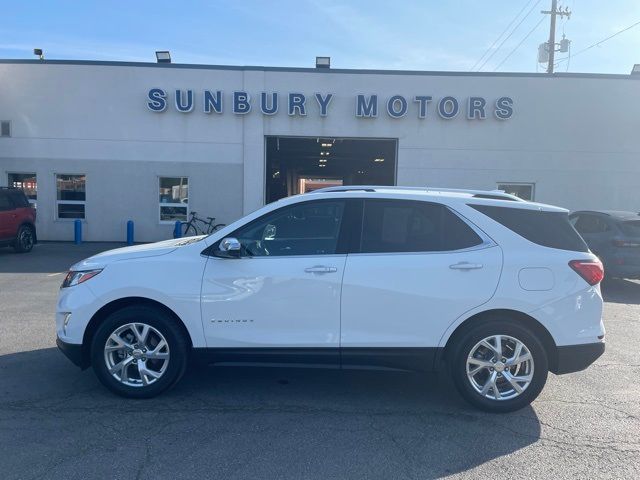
left=133, top=324, right=150, bottom=345
left=109, top=356, right=133, bottom=378
left=106, top=333, right=132, bottom=351
left=502, top=371, right=524, bottom=393
left=138, top=362, right=161, bottom=386
left=480, top=371, right=498, bottom=396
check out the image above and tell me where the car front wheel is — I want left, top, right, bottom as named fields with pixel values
left=450, top=321, right=548, bottom=413
left=91, top=305, right=189, bottom=398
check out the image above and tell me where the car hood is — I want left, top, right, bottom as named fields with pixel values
left=71, top=236, right=206, bottom=270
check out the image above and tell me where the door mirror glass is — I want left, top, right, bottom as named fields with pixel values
left=215, top=237, right=241, bottom=258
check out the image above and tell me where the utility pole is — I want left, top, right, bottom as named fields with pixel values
left=542, top=0, right=571, bottom=73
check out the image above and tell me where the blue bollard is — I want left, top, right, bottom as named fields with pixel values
left=74, top=219, right=82, bottom=245
left=173, top=221, right=182, bottom=239
left=126, top=220, right=134, bottom=245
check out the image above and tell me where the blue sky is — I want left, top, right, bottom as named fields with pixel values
left=2, top=0, right=639, bottom=73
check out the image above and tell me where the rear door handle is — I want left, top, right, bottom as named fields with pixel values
left=449, top=262, right=483, bottom=270
left=305, top=266, right=338, bottom=274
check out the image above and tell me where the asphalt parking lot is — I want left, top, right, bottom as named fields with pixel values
left=1, top=242, right=639, bottom=479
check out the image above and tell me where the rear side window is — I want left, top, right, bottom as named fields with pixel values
left=0, top=192, right=12, bottom=211
left=620, top=220, right=640, bottom=237
left=360, top=200, right=483, bottom=253
left=9, top=191, right=29, bottom=208
left=471, top=204, right=588, bottom=252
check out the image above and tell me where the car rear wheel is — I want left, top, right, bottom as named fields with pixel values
left=13, top=224, right=35, bottom=253
left=450, top=320, right=548, bottom=413
left=91, top=305, right=189, bottom=398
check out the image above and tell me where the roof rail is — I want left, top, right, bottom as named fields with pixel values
left=308, top=185, right=525, bottom=201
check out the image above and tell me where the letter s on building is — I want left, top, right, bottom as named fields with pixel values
left=495, top=96, right=514, bottom=120
left=148, top=88, right=167, bottom=112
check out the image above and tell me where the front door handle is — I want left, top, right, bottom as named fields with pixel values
left=449, top=262, right=483, bottom=270
left=305, top=266, right=338, bottom=274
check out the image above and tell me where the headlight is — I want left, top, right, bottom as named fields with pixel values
left=61, top=269, right=103, bottom=288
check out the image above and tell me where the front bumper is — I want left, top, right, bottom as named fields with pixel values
left=551, top=342, right=605, bottom=375
left=56, top=337, right=88, bottom=369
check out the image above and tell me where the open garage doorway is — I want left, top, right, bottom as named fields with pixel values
left=265, top=136, right=397, bottom=203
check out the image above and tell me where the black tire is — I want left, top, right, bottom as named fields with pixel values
left=449, top=319, right=548, bottom=413
left=91, top=305, right=189, bottom=398
left=13, top=224, right=35, bottom=253
left=183, top=223, right=198, bottom=237
left=211, top=223, right=226, bottom=233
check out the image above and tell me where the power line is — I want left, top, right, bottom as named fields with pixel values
left=556, top=19, right=640, bottom=64
left=493, top=16, right=547, bottom=71
left=471, top=0, right=536, bottom=71
left=477, top=0, right=544, bottom=71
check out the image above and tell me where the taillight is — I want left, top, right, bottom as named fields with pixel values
left=569, top=259, right=604, bottom=286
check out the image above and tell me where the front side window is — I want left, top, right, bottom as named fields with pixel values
left=159, top=177, right=188, bottom=222
left=8, top=173, right=37, bottom=207
left=497, top=183, right=534, bottom=201
left=360, top=200, right=483, bottom=253
left=56, top=174, right=86, bottom=219
left=231, top=200, right=346, bottom=257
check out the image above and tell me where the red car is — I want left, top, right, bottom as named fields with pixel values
left=0, top=187, right=37, bottom=253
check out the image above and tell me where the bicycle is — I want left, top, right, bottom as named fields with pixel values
left=182, top=211, right=226, bottom=236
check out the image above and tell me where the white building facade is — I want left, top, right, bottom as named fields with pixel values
left=1, top=59, right=639, bottom=242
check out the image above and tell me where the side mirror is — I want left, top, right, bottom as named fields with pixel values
left=214, top=237, right=241, bottom=258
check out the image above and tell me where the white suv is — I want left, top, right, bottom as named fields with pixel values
left=56, top=186, right=605, bottom=412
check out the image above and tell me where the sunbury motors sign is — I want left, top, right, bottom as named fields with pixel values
left=147, top=88, right=514, bottom=120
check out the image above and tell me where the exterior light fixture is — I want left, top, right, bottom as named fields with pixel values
left=321, top=143, right=332, bottom=148
left=33, top=48, right=44, bottom=60
left=316, top=56, right=330, bottom=69
left=319, top=159, right=327, bottom=163
left=155, top=51, right=171, bottom=63
left=374, top=158, right=385, bottom=162
left=320, top=151, right=330, bottom=156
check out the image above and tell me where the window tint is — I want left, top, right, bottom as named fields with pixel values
left=0, top=192, right=12, bottom=211
left=573, top=214, right=610, bottom=234
left=360, top=200, right=483, bottom=253
left=472, top=204, right=588, bottom=252
left=620, top=220, right=640, bottom=237
left=232, top=200, right=346, bottom=257
left=9, top=191, right=29, bottom=208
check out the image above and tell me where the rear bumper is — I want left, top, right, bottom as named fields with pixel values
left=605, top=264, right=640, bottom=279
left=56, top=337, right=88, bottom=369
left=551, top=342, right=605, bottom=375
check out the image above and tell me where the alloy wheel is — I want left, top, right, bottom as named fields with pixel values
left=19, top=228, right=34, bottom=250
left=103, top=322, right=170, bottom=387
left=466, top=334, right=534, bottom=401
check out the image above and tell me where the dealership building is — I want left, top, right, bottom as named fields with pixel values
left=1, top=58, right=639, bottom=242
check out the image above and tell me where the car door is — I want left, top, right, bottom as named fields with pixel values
left=340, top=199, right=502, bottom=369
left=0, top=192, right=18, bottom=241
left=200, top=198, right=353, bottom=363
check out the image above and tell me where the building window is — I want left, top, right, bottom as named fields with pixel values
left=8, top=173, right=37, bottom=207
left=0, top=121, right=10, bottom=137
left=497, top=183, right=534, bottom=201
left=56, top=174, right=86, bottom=219
left=159, top=177, right=188, bottom=222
